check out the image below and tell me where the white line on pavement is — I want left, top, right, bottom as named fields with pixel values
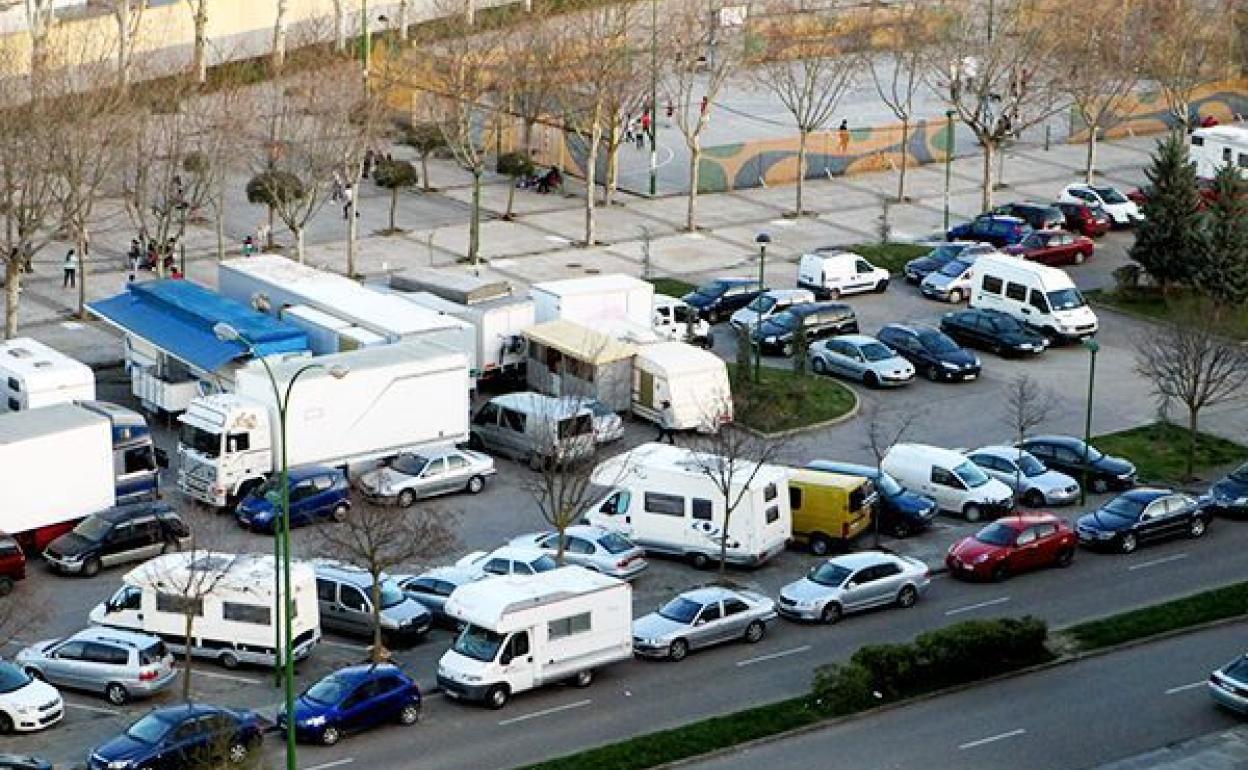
left=303, top=759, right=355, bottom=770
left=1128, top=553, right=1188, bottom=571
left=65, top=701, right=121, bottom=715
left=959, top=728, right=1026, bottom=750
left=319, top=640, right=371, bottom=651
left=736, top=645, right=812, bottom=667
left=1164, top=681, right=1207, bottom=695
left=189, top=670, right=262, bottom=685
left=497, top=699, right=592, bottom=727
left=945, top=597, right=1010, bottom=616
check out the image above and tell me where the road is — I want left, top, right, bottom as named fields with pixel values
left=685, top=621, right=1247, bottom=770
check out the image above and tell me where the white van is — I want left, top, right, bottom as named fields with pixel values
left=651, top=295, right=712, bottom=348
left=970, top=253, right=1099, bottom=341
left=632, top=341, right=732, bottom=432
left=436, top=566, right=632, bottom=709
left=89, top=552, right=321, bottom=669
left=797, top=251, right=889, bottom=300
left=0, top=338, right=95, bottom=412
left=586, top=443, right=792, bottom=567
left=729, top=289, right=815, bottom=332
left=881, top=443, right=1014, bottom=522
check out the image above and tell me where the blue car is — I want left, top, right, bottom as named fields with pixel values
left=280, top=663, right=422, bottom=746
left=236, top=466, right=350, bottom=533
left=88, top=703, right=265, bottom=770
left=947, top=214, right=1032, bottom=248
left=1203, top=462, right=1248, bottom=518
left=806, top=461, right=938, bottom=538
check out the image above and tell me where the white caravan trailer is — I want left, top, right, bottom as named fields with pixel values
left=0, top=338, right=94, bottom=412
left=1190, top=124, right=1248, bottom=180
left=632, top=341, right=731, bottom=432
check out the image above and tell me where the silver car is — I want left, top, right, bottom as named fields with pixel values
left=777, top=551, right=930, bottom=624
left=809, top=335, right=915, bottom=388
left=17, top=627, right=177, bottom=705
left=394, top=566, right=481, bottom=624
left=965, top=446, right=1080, bottom=507
left=632, top=586, right=776, bottom=661
left=508, top=526, right=648, bottom=580
left=1208, top=653, right=1248, bottom=714
left=358, top=448, right=496, bottom=507
left=574, top=399, right=625, bottom=444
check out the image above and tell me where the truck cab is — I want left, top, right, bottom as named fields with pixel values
left=176, top=394, right=273, bottom=507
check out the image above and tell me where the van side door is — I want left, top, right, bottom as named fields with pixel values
left=471, top=402, right=502, bottom=453
left=927, top=466, right=965, bottom=513
left=500, top=631, right=535, bottom=692
left=338, top=584, right=373, bottom=636
left=592, top=490, right=635, bottom=538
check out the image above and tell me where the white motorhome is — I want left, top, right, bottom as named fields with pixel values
left=1190, top=124, right=1248, bottom=180
left=89, top=552, right=321, bottom=669
left=0, top=338, right=94, bottom=412
left=586, top=443, right=792, bottom=568
left=436, top=566, right=632, bottom=709
left=390, top=290, right=535, bottom=382
left=632, top=342, right=732, bottom=432
left=881, top=443, right=1014, bottom=522
left=530, top=274, right=654, bottom=328
left=970, top=253, right=1099, bottom=341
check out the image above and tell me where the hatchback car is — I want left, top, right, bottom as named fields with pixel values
left=1055, top=201, right=1111, bottom=237
left=965, top=446, right=1080, bottom=507
left=946, top=513, right=1076, bottom=581
left=281, top=663, right=421, bottom=746
left=876, top=324, right=981, bottom=382
left=236, top=466, right=350, bottom=533
left=0, top=534, right=25, bottom=596
left=941, top=308, right=1048, bottom=357
left=776, top=551, right=929, bottom=624
left=508, top=526, right=647, bottom=580
left=87, top=703, right=265, bottom=770
left=903, top=242, right=996, bottom=284
left=1058, top=183, right=1143, bottom=227
left=1004, top=230, right=1095, bottom=266
left=1202, top=461, right=1248, bottom=518
left=750, top=302, right=858, bottom=356
left=43, top=502, right=190, bottom=577
left=17, top=628, right=176, bottom=705
left=947, top=214, right=1032, bottom=247
left=394, top=566, right=480, bottom=625
left=314, top=562, right=433, bottom=646
left=809, top=335, right=915, bottom=388
left=632, top=587, right=776, bottom=661
left=1208, top=654, right=1248, bottom=714
left=992, top=202, right=1066, bottom=231
left=1019, top=435, right=1136, bottom=493
left=455, top=546, right=557, bottom=579
left=0, top=662, right=61, bottom=734
left=358, top=448, right=495, bottom=507
left=682, top=278, right=766, bottom=323
left=1076, top=488, right=1211, bottom=554
left=806, top=461, right=938, bottom=538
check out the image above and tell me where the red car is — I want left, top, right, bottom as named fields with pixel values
left=945, top=513, right=1076, bottom=581
left=1004, top=229, right=1095, bottom=266
left=0, top=532, right=26, bottom=596
left=1054, top=201, right=1111, bottom=237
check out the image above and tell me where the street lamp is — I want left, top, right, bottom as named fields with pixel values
left=753, top=232, right=771, bottom=384
left=648, top=0, right=658, bottom=198
left=213, top=322, right=348, bottom=770
left=1079, top=338, right=1100, bottom=506
left=943, top=109, right=956, bottom=231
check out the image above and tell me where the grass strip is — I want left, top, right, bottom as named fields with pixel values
left=1066, top=581, right=1248, bottom=652
left=1092, top=423, right=1246, bottom=485
left=646, top=277, right=698, bottom=298
left=727, top=364, right=857, bottom=433
left=850, top=242, right=931, bottom=274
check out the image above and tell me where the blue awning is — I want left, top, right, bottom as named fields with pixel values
left=89, top=280, right=308, bottom=373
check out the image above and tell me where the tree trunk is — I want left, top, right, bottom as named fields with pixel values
left=192, top=2, right=208, bottom=84
left=795, top=130, right=808, bottom=217
left=389, top=187, right=399, bottom=231
left=371, top=576, right=386, bottom=663
left=214, top=202, right=225, bottom=261
left=266, top=206, right=275, bottom=250
left=584, top=126, right=600, bottom=246
left=4, top=262, right=18, bottom=339
left=1187, top=407, right=1199, bottom=481
left=398, top=0, right=409, bottom=41
left=420, top=154, right=431, bottom=192
left=717, top=509, right=730, bottom=576
left=1085, top=126, right=1098, bottom=184
left=466, top=0, right=475, bottom=25
left=555, top=527, right=566, bottom=565
left=347, top=197, right=358, bottom=277
left=686, top=136, right=702, bottom=232
left=294, top=226, right=305, bottom=263
left=333, top=0, right=346, bottom=52
left=181, top=611, right=194, bottom=701
left=75, top=227, right=88, bottom=320
left=980, top=139, right=996, bottom=211
left=505, top=179, right=516, bottom=220
left=272, top=0, right=289, bottom=72
left=469, top=167, right=482, bottom=266
left=605, top=143, right=619, bottom=207
left=897, top=118, right=910, bottom=202
left=115, top=2, right=131, bottom=89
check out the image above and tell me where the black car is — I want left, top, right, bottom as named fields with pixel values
left=750, top=302, right=858, bottom=356
left=806, top=461, right=939, bottom=538
left=43, top=502, right=189, bottom=578
left=0, top=756, right=52, bottom=770
left=1075, top=488, right=1210, bottom=554
left=1202, top=461, right=1248, bottom=518
left=939, top=308, right=1048, bottom=357
left=877, top=324, right=981, bottom=382
left=992, top=202, right=1066, bottom=232
left=682, top=278, right=766, bottom=324
left=902, top=242, right=995, bottom=284
left=87, top=703, right=266, bottom=770
left=1019, top=435, right=1137, bottom=493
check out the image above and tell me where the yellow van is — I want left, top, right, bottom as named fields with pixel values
left=788, top=469, right=876, bottom=555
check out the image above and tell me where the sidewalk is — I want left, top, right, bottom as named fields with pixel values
left=1089, top=726, right=1248, bottom=770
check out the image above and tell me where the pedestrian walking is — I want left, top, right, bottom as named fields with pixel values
left=656, top=400, right=676, bottom=444
left=21, top=241, right=33, bottom=273
left=331, top=171, right=345, bottom=202
left=638, top=112, right=650, bottom=150
left=363, top=149, right=376, bottom=179
left=624, top=114, right=635, bottom=146
left=242, top=235, right=257, bottom=257
left=700, top=95, right=709, bottom=115
left=62, top=249, right=77, bottom=288
left=837, top=119, right=851, bottom=154
left=128, top=239, right=141, bottom=272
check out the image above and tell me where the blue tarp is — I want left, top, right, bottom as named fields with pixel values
left=89, top=280, right=308, bottom=372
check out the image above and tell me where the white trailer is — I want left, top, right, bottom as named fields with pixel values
left=1190, top=124, right=1248, bottom=180
left=0, top=338, right=95, bottom=412
left=632, top=341, right=732, bottom=431
left=437, top=566, right=632, bottom=708
left=389, top=268, right=512, bottom=306
left=388, top=290, right=535, bottom=382
left=530, top=275, right=654, bottom=328
left=176, top=341, right=471, bottom=507
left=89, top=552, right=321, bottom=669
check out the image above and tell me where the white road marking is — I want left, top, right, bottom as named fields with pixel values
left=491, top=258, right=516, bottom=267
left=1165, top=681, right=1206, bottom=695
left=64, top=701, right=121, bottom=715
left=544, top=235, right=571, bottom=244
left=189, top=669, right=262, bottom=684
left=319, top=640, right=371, bottom=651
left=497, top=699, right=592, bottom=727
left=1128, top=553, right=1188, bottom=571
left=303, top=759, right=355, bottom=770
left=945, top=596, right=1010, bottom=616
left=959, top=728, right=1026, bottom=750
left=768, top=219, right=796, bottom=227
left=736, top=645, right=812, bottom=667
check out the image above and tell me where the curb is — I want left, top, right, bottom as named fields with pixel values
left=738, top=386, right=861, bottom=439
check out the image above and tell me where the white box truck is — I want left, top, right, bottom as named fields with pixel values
left=0, top=337, right=95, bottom=412
left=176, top=341, right=470, bottom=507
left=387, top=289, right=535, bottom=382
left=632, top=341, right=732, bottom=432
left=389, top=267, right=512, bottom=306
left=586, top=443, right=792, bottom=568
left=436, top=566, right=632, bottom=709
left=89, top=552, right=321, bottom=669
left=530, top=275, right=654, bottom=328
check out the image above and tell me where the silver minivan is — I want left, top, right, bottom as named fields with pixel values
left=314, top=561, right=433, bottom=647
left=469, top=392, right=595, bottom=470
left=16, top=627, right=177, bottom=705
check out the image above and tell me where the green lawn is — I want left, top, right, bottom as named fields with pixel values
left=1066, top=582, right=1248, bottom=651
left=1093, top=423, right=1247, bottom=484
left=646, top=277, right=698, bottom=298
left=851, top=242, right=932, bottom=274
left=727, top=364, right=857, bottom=434
left=1085, top=289, right=1248, bottom=340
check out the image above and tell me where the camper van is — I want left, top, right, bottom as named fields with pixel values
left=1189, top=124, right=1248, bottom=180
left=970, top=253, right=1099, bottom=342
left=0, top=338, right=95, bottom=412
left=881, top=443, right=1014, bottom=522
left=436, top=566, right=632, bottom=709
left=89, top=552, right=321, bottom=669
left=788, top=469, right=875, bottom=555
left=586, top=443, right=792, bottom=568
left=796, top=251, right=889, bottom=299
left=632, top=342, right=732, bottom=432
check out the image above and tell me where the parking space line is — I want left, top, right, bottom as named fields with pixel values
left=736, top=645, right=812, bottom=667
left=1164, top=681, right=1206, bottom=695
left=959, top=728, right=1026, bottom=750
left=190, top=670, right=262, bottom=684
left=65, top=701, right=121, bottom=715
left=1128, top=553, right=1188, bottom=571
left=497, top=699, right=592, bottom=727
left=303, top=759, right=355, bottom=770
left=945, top=597, right=1010, bottom=616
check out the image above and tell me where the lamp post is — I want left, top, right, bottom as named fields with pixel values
left=753, top=232, right=770, bottom=384
left=213, top=323, right=348, bottom=770
left=943, top=109, right=955, bottom=232
left=648, top=0, right=658, bottom=197
left=1079, top=338, right=1100, bottom=506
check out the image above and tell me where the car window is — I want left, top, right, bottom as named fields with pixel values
left=170, top=718, right=202, bottom=741
left=435, top=580, right=458, bottom=596
left=317, top=579, right=336, bottom=602
left=55, top=640, right=87, bottom=660
left=423, top=459, right=446, bottom=478
left=851, top=566, right=879, bottom=584
left=697, top=603, right=723, bottom=624
left=340, top=585, right=368, bottom=611
left=1029, top=290, right=1050, bottom=312
left=931, top=467, right=962, bottom=488
left=1026, top=443, right=1052, bottom=460
left=567, top=537, right=594, bottom=555
left=500, top=408, right=526, bottom=433
left=404, top=577, right=437, bottom=595
left=484, top=558, right=511, bottom=575
left=970, top=454, right=1000, bottom=472
left=1162, top=496, right=1189, bottom=516
left=876, top=562, right=901, bottom=578
left=1015, top=528, right=1037, bottom=546
left=313, top=475, right=333, bottom=492
left=1033, top=523, right=1057, bottom=539
left=446, top=454, right=468, bottom=471
left=504, top=631, right=530, bottom=660
left=84, top=642, right=128, bottom=665
left=1054, top=447, right=1081, bottom=464
left=473, top=402, right=499, bottom=426
left=723, top=598, right=750, bottom=616
left=855, top=259, right=873, bottom=274
left=1005, top=282, right=1027, bottom=301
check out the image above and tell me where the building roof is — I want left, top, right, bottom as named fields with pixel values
left=522, top=319, right=636, bottom=364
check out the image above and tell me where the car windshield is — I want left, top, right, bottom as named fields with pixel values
left=304, top=675, right=350, bottom=706
left=953, top=460, right=991, bottom=488
left=807, top=562, right=852, bottom=587
left=1229, top=463, right=1248, bottom=482
left=391, top=454, right=428, bottom=476
left=125, top=713, right=172, bottom=744
left=0, top=663, right=31, bottom=693
left=1018, top=454, right=1047, bottom=477
left=693, top=282, right=729, bottom=300
left=859, top=342, right=895, bottom=362
left=378, top=580, right=407, bottom=609
left=875, top=472, right=903, bottom=496
left=975, top=522, right=1016, bottom=546
left=926, top=245, right=960, bottom=261
left=453, top=624, right=506, bottom=662
left=745, top=295, right=776, bottom=313
left=1102, top=496, right=1145, bottom=519
left=597, top=532, right=633, bottom=554
left=1093, top=186, right=1127, bottom=204
left=658, top=596, right=702, bottom=624
left=72, top=516, right=112, bottom=542
left=178, top=424, right=220, bottom=458
left=938, top=259, right=970, bottom=278
left=1047, top=288, right=1086, bottom=311
left=1224, top=657, right=1248, bottom=682
left=918, top=330, right=959, bottom=353
left=767, top=312, right=798, bottom=331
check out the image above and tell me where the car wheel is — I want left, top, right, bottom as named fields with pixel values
left=875, top=279, right=889, bottom=293
left=1055, top=548, right=1074, bottom=568
left=331, top=503, right=349, bottom=522
left=320, top=725, right=341, bottom=746
left=743, top=620, right=766, bottom=644
left=1188, top=517, right=1207, bottom=538
left=820, top=603, right=843, bottom=624
left=896, top=585, right=919, bottom=608
left=1119, top=533, right=1138, bottom=554
left=924, top=364, right=941, bottom=382
left=668, top=639, right=689, bottom=662
left=573, top=669, right=594, bottom=688
left=990, top=342, right=1004, bottom=356
left=397, top=489, right=416, bottom=508
left=0, top=576, right=12, bottom=597
left=227, top=741, right=249, bottom=765
left=398, top=703, right=421, bottom=725
left=25, top=667, right=44, bottom=681
left=0, top=712, right=12, bottom=734
left=809, top=534, right=832, bottom=557
left=812, top=357, right=828, bottom=375
left=1090, top=477, right=1109, bottom=494
left=487, top=685, right=510, bottom=709
left=688, top=552, right=711, bottom=570
left=948, top=289, right=963, bottom=303
left=219, top=651, right=240, bottom=670
left=106, top=682, right=129, bottom=706
left=991, top=564, right=1010, bottom=583
left=160, top=539, right=180, bottom=555
left=863, top=371, right=879, bottom=389
left=963, top=504, right=983, bottom=523
left=467, top=475, right=486, bottom=494
left=1022, top=489, right=1046, bottom=508
left=82, top=556, right=101, bottom=578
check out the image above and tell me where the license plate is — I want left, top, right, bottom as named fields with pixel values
left=964, top=373, right=977, bottom=381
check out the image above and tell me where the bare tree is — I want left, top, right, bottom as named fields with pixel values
left=185, top=0, right=211, bottom=84
left=1141, top=0, right=1224, bottom=132
left=1001, top=374, right=1057, bottom=503
left=861, top=403, right=919, bottom=541
left=24, top=0, right=56, bottom=87
left=499, top=20, right=560, bottom=157
left=315, top=500, right=459, bottom=661
left=866, top=0, right=929, bottom=202
left=272, top=0, right=291, bottom=72
left=109, top=0, right=151, bottom=89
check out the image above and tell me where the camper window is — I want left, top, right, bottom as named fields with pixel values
left=645, top=492, right=685, bottom=516
left=764, top=482, right=778, bottom=502
left=692, top=499, right=713, bottom=521
left=223, top=602, right=271, bottom=626
left=501, top=631, right=530, bottom=664
left=454, top=625, right=505, bottom=662
left=601, top=490, right=631, bottom=515
left=156, top=593, right=203, bottom=616
left=766, top=505, right=780, bottom=523
left=982, top=275, right=1003, bottom=294
left=111, top=586, right=142, bottom=612
left=123, top=446, right=156, bottom=474
left=548, top=612, right=592, bottom=640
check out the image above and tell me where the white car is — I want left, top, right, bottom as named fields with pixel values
left=1058, top=184, right=1142, bottom=227
left=0, top=660, right=63, bottom=733
left=454, top=546, right=557, bottom=579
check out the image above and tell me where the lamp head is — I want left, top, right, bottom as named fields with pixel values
left=213, top=322, right=241, bottom=342
left=755, top=232, right=772, bottom=245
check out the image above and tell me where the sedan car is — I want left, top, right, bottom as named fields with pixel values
left=1004, top=230, right=1095, bottom=266
left=809, top=335, right=915, bottom=388
left=947, top=214, right=1032, bottom=247
left=395, top=566, right=481, bottom=625
left=1075, top=488, right=1211, bottom=553
left=236, top=465, right=350, bottom=533
left=903, top=242, right=995, bottom=284
left=681, top=277, right=766, bottom=323
left=877, top=323, right=981, bottom=382
left=1059, top=183, right=1143, bottom=227
left=940, top=308, right=1048, bottom=357
left=965, top=446, right=1080, bottom=507
left=1202, top=461, right=1248, bottom=518
left=455, top=546, right=557, bottom=579
left=280, top=663, right=421, bottom=746
left=17, top=627, right=177, bottom=705
left=1055, top=201, right=1111, bottom=237
left=358, top=448, right=496, bottom=507
left=946, top=513, right=1076, bottom=581
left=807, top=461, right=938, bottom=538
left=508, top=526, right=647, bottom=580
left=87, top=703, right=265, bottom=770
left=1019, top=435, right=1136, bottom=493
left=0, top=662, right=62, bottom=734
left=920, top=256, right=979, bottom=303
left=776, top=551, right=929, bottom=624
left=1208, top=654, right=1248, bottom=714
left=632, top=587, right=776, bottom=661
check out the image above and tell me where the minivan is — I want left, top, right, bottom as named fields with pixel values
left=796, top=251, right=889, bottom=299
left=970, top=253, right=1099, bottom=342
left=469, top=392, right=595, bottom=470
left=43, top=502, right=190, bottom=578
left=314, top=561, right=433, bottom=647
left=750, top=302, right=859, bottom=356
left=881, top=443, right=1014, bottom=522
left=16, top=627, right=176, bottom=705
left=788, top=469, right=875, bottom=555
left=729, top=289, right=815, bottom=333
